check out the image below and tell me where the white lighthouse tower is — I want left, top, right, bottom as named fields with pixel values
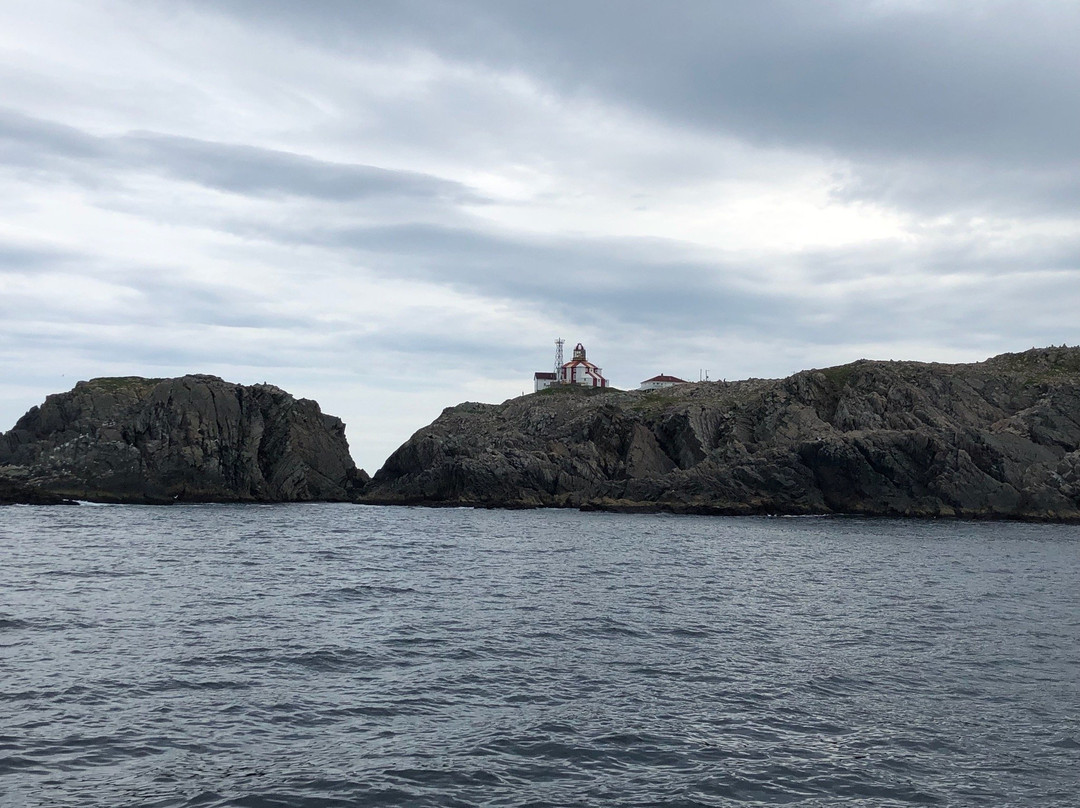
left=533, top=339, right=609, bottom=391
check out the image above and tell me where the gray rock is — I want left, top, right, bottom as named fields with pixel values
left=0, top=375, right=366, bottom=503
left=0, top=477, right=74, bottom=506
left=363, top=347, right=1080, bottom=520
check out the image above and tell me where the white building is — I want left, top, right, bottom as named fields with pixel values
left=534, top=341, right=610, bottom=391
left=639, top=373, right=688, bottom=390
left=533, top=371, right=557, bottom=391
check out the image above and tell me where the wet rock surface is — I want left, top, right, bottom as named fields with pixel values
left=364, top=347, right=1080, bottom=520
left=0, top=477, right=74, bottom=505
left=0, top=375, right=365, bottom=503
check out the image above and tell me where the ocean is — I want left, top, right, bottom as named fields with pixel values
left=2, top=504, right=1078, bottom=807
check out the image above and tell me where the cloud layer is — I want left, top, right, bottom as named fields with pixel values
left=2, top=0, right=1079, bottom=469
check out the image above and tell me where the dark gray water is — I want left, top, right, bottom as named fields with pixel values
left=2, top=504, right=1079, bottom=807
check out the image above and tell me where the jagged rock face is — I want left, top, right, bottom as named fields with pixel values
left=0, top=375, right=366, bottom=503
left=364, top=347, right=1080, bottom=520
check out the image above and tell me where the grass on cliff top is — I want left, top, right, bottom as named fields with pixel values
left=984, top=346, right=1080, bottom=380
left=79, top=376, right=165, bottom=392
left=627, top=387, right=687, bottom=413
left=813, top=346, right=1080, bottom=387
left=534, top=384, right=620, bottom=398
left=815, top=364, right=860, bottom=388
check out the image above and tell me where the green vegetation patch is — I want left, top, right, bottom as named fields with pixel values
left=628, top=388, right=683, bottom=413
left=535, top=385, right=614, bottom=397
left=986, top=347, right=1080, bottom=382
left=81, top=377, right=165, bottom=393
left=817, top=364, right=858, bottom=388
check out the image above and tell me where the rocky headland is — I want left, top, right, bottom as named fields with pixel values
left=0, top=375, right=366, bottom=503
left=363, top=347, right=1080, bottom=520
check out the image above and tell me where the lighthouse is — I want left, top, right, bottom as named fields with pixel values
left=534, top=340, right=609, bottom=391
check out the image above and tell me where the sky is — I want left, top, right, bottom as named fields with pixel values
left=2, top=1, right=1079, bottom=471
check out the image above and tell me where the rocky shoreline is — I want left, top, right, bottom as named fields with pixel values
left=360, top=347, right=1080, bottom=521
left=0, top=477, right=75, bottom=506
left=6, top=348, right=1080, bottom=519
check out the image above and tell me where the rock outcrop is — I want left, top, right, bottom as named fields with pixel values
left=363, top=347, right=1080, bottom=520
left=0, top=375, right=366, bottom=503
left=0, top=477, right=74, bottom=506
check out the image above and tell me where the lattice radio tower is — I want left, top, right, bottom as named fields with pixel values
left=554, top=338, right=565, bottom=384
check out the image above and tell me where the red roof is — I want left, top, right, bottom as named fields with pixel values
left=534, top=371, right=557, bottom=379
left=643, top=374, right=688, bottom=383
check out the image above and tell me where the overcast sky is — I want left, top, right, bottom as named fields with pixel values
left=2, top=1, right=1079, bottom=470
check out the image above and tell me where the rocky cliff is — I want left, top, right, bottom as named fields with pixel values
left=0, top=375, right=366, bottom=503
left=363, top=347, right=1080, bottom=520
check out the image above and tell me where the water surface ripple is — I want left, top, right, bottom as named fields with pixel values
left=2, top=504, right=1079, bottom=806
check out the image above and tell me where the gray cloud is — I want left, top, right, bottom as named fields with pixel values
left=0, top=109, right=108, bottom=164
left=0, top=242, right=311, bottom=333
left=0, top=108, right=477, bottom=203
left=197, top=1, right=1080, bottom=219
left=833, top=159, right=1080, bottom=219
left=0, top=243, right=76, bottom=272
left=205, top=1, right=1080, bottom=165
left=124, top=133, right=479, bottom=203
left=233, top=213, right=1080, bottom=359
left=230, top=218, right=792, bottom=332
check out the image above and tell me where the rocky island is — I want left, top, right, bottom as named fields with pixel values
left=363, top=347, right=1080, bottom=520
left=0, top=375, right=366, bottom=504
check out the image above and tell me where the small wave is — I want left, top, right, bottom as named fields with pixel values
left=0, top=754, right=49, bottom=776
left=576, top=616, right=649, bottom=639
left=1049, top=736, right=1080, bottom=749
left=144, top=677, right=253, bottom=694
left=0, top=615, right=97, bottom=633
left=666, top=625, right=713, bottom=638
left=281, top=648, right=378, bottom=672
left=40, top=567, right=135, bottom=578
left=384, top=766, right=506, bottom=788
left=302, top=584, right=418, bottom=605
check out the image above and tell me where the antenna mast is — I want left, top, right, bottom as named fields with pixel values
left=554, top=338, right=565, bottom=384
